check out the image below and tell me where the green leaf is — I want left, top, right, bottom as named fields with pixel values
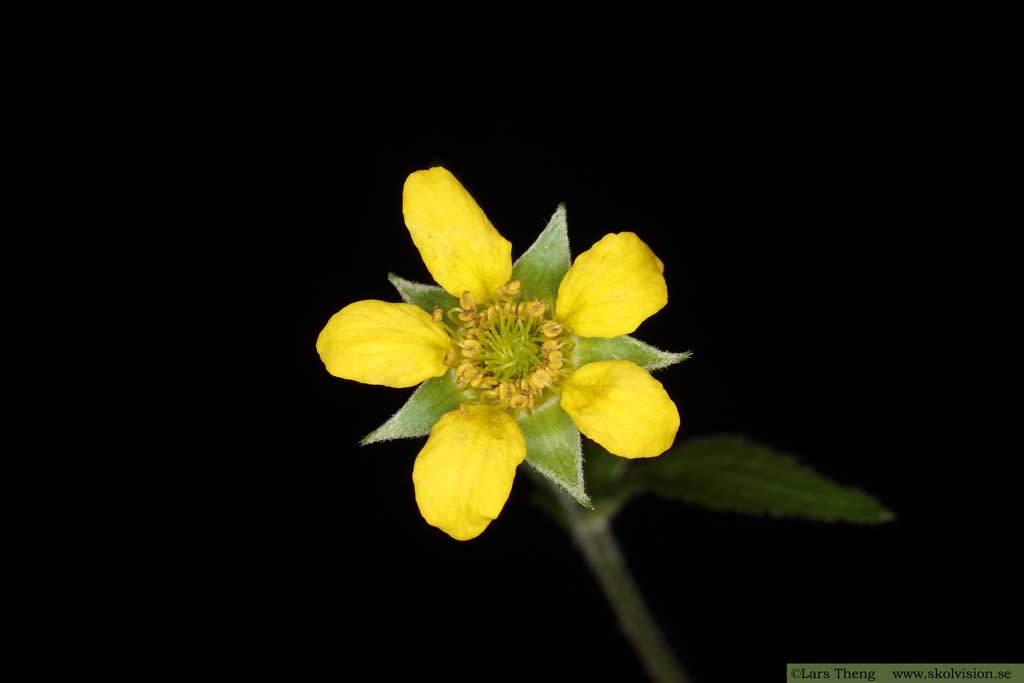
left=526, top=489, right=571, bottom=532
left=361, top=371, right=465, bottom=445
left=511, top=203, right=570, bottom=301
left=574, top=335, right=692, bottom=372
left=632, top=435, right=895, bottom=523
left=387, top=272, right=458, bottom=314
left=583, top=439, right=631, bottom=500
left=518, top=397, right=591, bottom=507
left=576, top=439, right=637, bottom=519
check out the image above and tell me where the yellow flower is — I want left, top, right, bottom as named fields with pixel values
left=317, top=167, right=684, bottom=540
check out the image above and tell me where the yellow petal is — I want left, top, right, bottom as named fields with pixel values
left=560, top=360, right=679, bottom=459
left=555, top=232, right=667, bottom=337
left=413, top=405, right=526, bottom=540
left=403, top=167, right=512, bottom=302
left=316, top=300, right=450, bottom=388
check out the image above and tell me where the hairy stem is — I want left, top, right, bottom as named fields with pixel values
left=557, top=494, right=691, bottom=683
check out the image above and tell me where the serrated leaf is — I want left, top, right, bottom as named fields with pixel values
left=361, top=371, right=465, bottom=445
left=387, top=272, right=458, bottom=314
left=511, top=203, right=570, bottom=301
left=519, top=397, right=591, bottom=507
left=574, top=335, right=692, bottom=372
left=632, top=435, right=895, bottom=523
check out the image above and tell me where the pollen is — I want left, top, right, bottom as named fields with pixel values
left=460, top=338, right=482, bottom=357
left=540, top=321, right=563, bottom=338
left=445, top=280, right=575, bottom=415
left=524, top=300, right=546, bottom=318
left=494, top=280, right=522, bottom=298
left=529, top=367, right=554, bottom=390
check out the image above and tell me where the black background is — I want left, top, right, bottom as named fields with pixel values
left=272, top=82, right=1017, bottom=681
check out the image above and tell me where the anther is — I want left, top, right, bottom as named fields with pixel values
left=540, top=321, right=563, bottom=338
left=530, top=368, right=553, bottom=390
left=432, top=306, right=443, bottom=323
left=458, top=403, right=470, bottom=417
left=524, top=300, right=546, bottom=318
left=456, top=362, right=479, bottom=384
left=541, top=339, right=561, bottom=353
left=460, top=338, right=482, bottom=357
left=495, top=280, right=522, bottom=297
left=444, top=282, right=570, bottom=409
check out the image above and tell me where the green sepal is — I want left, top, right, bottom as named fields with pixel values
left=574, top=335, right=692, bottom=372
left=631, top=435, right=895, bottom=523
left=519, top=397, right=591, bottom=507
left=387, top=272, right=458, bottom=314
left=360, top=371, right=465, bottom=445
left=511, top=203, right=571, bottom=302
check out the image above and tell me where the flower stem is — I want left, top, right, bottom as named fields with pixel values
left=557, top=494, right=691, bottom=683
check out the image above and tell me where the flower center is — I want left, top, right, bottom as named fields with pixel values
left=441, top=281, right=574, bottom=413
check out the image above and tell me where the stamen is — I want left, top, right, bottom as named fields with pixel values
left=443, top=284, right=573, bottom=414
left=530, top=368, right=553, bottom=390
left=432, top=305, right=443, bottom=323
left=494, top=280, right=522, bottom=297
left=455, top=362, right=480, bottom=385
left=541, top=339, right=560, bottom=353
left=540, top=321, right=563, bottom=338
left=460, top=338, right=482, bottom=357
left=524, top=300, right=546, bottom=318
